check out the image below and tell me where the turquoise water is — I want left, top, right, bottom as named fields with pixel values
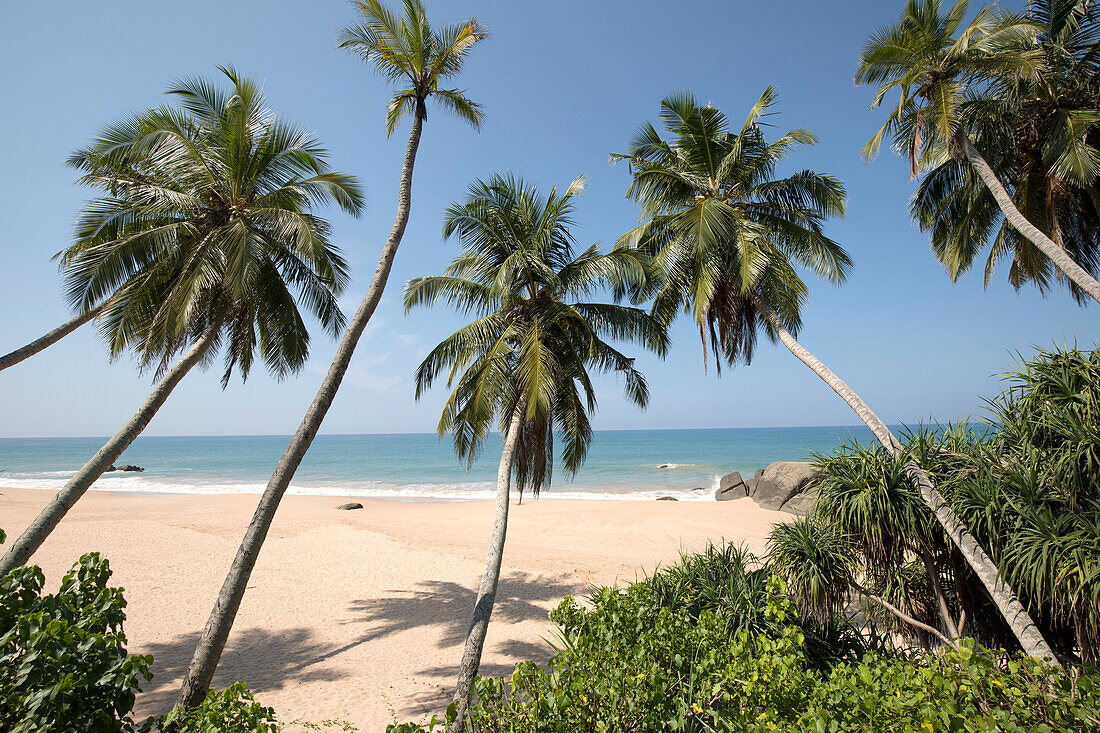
left=0, top=427, right=883, bottom=501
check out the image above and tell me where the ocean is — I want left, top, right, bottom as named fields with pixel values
left=0, top=426, right=884, bottom=502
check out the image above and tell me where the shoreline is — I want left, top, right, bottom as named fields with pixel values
left=0, top=486, right=791, bottom=729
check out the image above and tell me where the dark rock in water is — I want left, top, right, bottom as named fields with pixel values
left=336, top=502, right=364, bottom=510
left=752, top=461, right=818, bottom=512
left=656, top=496, right=678, bottom=501
left=714, top=470, right=747, bottom=501
left=116, top=465, right=144, bottom=472
left=105, top=465, right=117, bottom=472
left=656, top=463, right=673, bottom=469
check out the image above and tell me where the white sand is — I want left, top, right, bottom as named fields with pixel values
left=0, top=487, right=789, bottom=730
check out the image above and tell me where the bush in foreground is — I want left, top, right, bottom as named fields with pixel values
left=392, top=552, right=1100, bottom=732
left=0, top=552, right=152, bottom=733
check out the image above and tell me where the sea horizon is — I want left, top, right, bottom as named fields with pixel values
left=0, top=424, right=915, bottom=502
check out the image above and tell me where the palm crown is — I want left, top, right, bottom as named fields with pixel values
left=612, top=89, right=850, bottom=370
left=869, top=0, right=1100, bottom=300
left=856, top=0, right=1040, bottom=174
left=59, top=66, right=364, bottom=383
left=338, top=0, right=488, bottom=136
left=405, top=174, right=667, bottom=496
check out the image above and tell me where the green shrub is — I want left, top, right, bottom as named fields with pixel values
left=146, top=683, right=279, bottom=733
left=391, top=569, right=1100, bottom=732
left=0, top=552, right=152, bottom=733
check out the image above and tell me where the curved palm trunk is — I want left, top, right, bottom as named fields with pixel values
left=0, top=320, right=220, bottom=576
left=173, top=111, right=425, bottom=711
left=0, top=303, right=105, bottom=372
left=450, top=406, right=524, bottom=732
left=755, top=303, right=1059, bottom=664
left=959, top=133, right=1100, bottom=305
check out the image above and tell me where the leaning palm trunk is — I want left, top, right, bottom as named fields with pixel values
left=0, top=302, right=106, bottom=372
left=450, top=406, right=525, bottom=731
left=958, top=133, right=1100, bottom=305
left=755, top=302, right=1059, bottom=664
left=0, top=320, right=220, bottom=575
left=173, top=112, right=424, bottom=711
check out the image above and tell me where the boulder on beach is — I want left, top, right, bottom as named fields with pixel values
left=336, top=502, right=364, bottom=511
left=714, top=471, right=747, bottom=501
left=779, top=489, right=818, bottom=516
left=656, top=496, right=678, bottom=501
left=752, top=461, right=818, bottom=512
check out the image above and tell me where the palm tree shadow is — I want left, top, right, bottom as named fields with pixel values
left=350, top=571, right=583, bottom=714
left=133, top=571, right=582, bottom=720
left=348, top=571, right=583, bottom=649
left=134, top=627, right=346, bottom=718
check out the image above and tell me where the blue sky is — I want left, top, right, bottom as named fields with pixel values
left=0, top=0, right=1095, bottom=438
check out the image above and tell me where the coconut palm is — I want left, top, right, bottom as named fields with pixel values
left=857, top=0, right=1100, bottom=305
left=0, top=67, right=362, bottom=576
left=911, top=0, right=1100, bottom=303
left=0, top=303, right=107, bottom=372
left=406, top=173, right=666, bottom=726
left=173, top=0, right=487, bottom=710
left=613, top=89, right=1057, bottom=661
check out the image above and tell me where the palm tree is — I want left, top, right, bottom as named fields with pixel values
left=857, top=0, right=1100, bottom=305
left=0, top=302, right=106, bottom=372
left=0, top=68, right=362, bottom=576
left=613, top=89, right=1057, bottom=661
left=173, top=0, right=487, bottom=710
left=406, top=174, right=666, bottom=727
left=910, top=0, right=1100, bottom=302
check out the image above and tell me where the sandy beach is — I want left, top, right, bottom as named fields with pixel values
left=0, top=487, right=789, bottom=730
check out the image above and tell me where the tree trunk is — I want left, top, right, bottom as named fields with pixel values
left=959, top=133, right=1100, bottom=305
left=755, top=302, right=1059, bottom=664
left=0, top=320, right=220, bottom=576
left=916, top=544, right=960, bottom=639
left=173, top=110, right=426, bottom=711
left=0, top=303, right=105, bottom=372
left=450, top=405, right=524, bottom=733
left=852, top=581, right=956, bottom=649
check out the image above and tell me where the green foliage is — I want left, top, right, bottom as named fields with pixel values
left=0, top=553, right=151, bottom=733
left=392, top=562, right=1100, bottom=732
left=145, top=683, right=278, bottom=733
left=613, top=90, right=850, bottom=368
left=861, top=0, right=1100, bottom=301
left=406, top=173, right=665, bottom=496
left=60, top=66, right=362, bottom=382
left=798, top=344, right=1100, bottom=663
left=337, top=0, right=487, bottom=136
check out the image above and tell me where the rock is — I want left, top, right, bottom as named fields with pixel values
left=336, top=502, right=363, bottom=510
left=715, top=471, right=747, bottom=501
left=780, top=489, right=818, bottom=516
left=656, top=463, right=673, bottom=469
left=752, top=461, right=818, bottom=511
left=656, top=496, right=678, bottom=501
left=105, top=465, right=117, bottom=472
left=115, top=465, right=144, bottom=472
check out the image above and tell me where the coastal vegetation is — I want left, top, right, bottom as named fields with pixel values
left=392, top=547, right=1099, bottom=732
left=770, top=344, right=1100, bottom=665
left=859, top=0, right=1100, bottom=303
left=405, top=174, right=666, bottom=719
left=611, top=89, right=1052, bottom=657
left=1, top=0, right=1099, bottom=730
left=0, top=68, right=362, bottom=578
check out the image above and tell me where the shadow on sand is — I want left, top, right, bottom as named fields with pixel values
left=134, top=570, right=584, bottom=718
